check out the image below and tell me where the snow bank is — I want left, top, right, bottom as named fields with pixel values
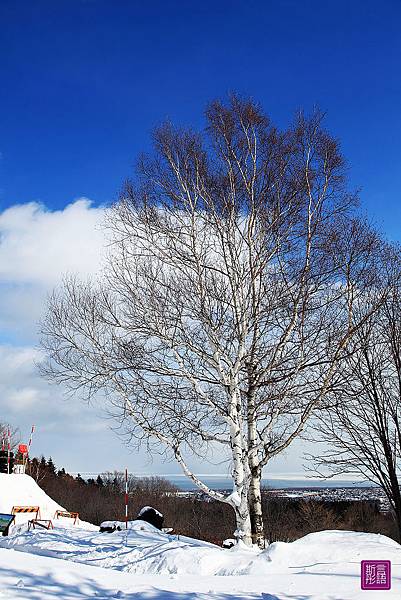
left=0, top=473, right=64, bottom=523
left=3, top=518, right=400, bottom=580
left=100, top=519, right=164, bottom=532
left=263, top=530, right=401, bottom=568
left=0, top=520, right=257, bottom=575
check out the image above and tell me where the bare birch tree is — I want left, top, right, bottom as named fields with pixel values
left=40, top=96, right=387, bottom=545
left=0, top=423, right=18, bottom=449
left=308, top=276, right=401, bottom=542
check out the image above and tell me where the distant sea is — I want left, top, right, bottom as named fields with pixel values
left=78, top=472, right=373, bottom=490
left=165, top=476, right=373, bottom=491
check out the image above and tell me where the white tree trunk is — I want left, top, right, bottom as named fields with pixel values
left=228, top=386, right=253, bottom=545
left=249, top=468, right=264, bottom=547
left=247, top=384, right=265, bottom=547
left=232, top=497, right=252, bottom=545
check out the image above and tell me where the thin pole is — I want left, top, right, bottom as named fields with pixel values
left=28, top=425, right=35, bottom=454
left=25, top=425, right=35, bottom=468
left=7, top=428, right=10, bottom=474
left=125, top=468, right=128, bottom=529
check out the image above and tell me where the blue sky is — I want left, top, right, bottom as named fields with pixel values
left=1, top=0, right=400, bottom=474
left=1, top=0, right=401, bottom=235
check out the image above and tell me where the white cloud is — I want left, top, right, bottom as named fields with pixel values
left=7, top=387, right=40, bottom=410
left=0, top=342, right=141, bottom=472
left=0, top=199, right=121, bottom=470
left=0, top=198, right=105, bottom=286
left=0, top=200, right=176, bottom=473
left=0, top=344, right=67, bottom=415
left=0, top=199, right=106, bottom=343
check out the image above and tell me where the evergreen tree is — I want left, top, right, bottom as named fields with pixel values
left=47, top=457, right=56, bottom=475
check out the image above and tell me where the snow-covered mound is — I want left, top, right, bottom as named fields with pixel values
left=264, top=529, right=401, bottom=567
left=100, top=518, right=162, bottom=531
left=2, top=515, right=401, bottom=579
left=0, top=473, right=65, bottom=523
left=1, top=519, right=243, bottom=575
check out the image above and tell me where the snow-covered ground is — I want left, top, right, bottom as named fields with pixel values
left=1, top=474, right=401, bottom=598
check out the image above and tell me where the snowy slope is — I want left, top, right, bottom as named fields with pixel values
left=0, top=473, right=65, bottom=522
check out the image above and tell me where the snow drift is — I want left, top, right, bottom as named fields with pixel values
left=0, top=473, right=64, bottom=523
left=2, top=517, right=401, bottom=579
